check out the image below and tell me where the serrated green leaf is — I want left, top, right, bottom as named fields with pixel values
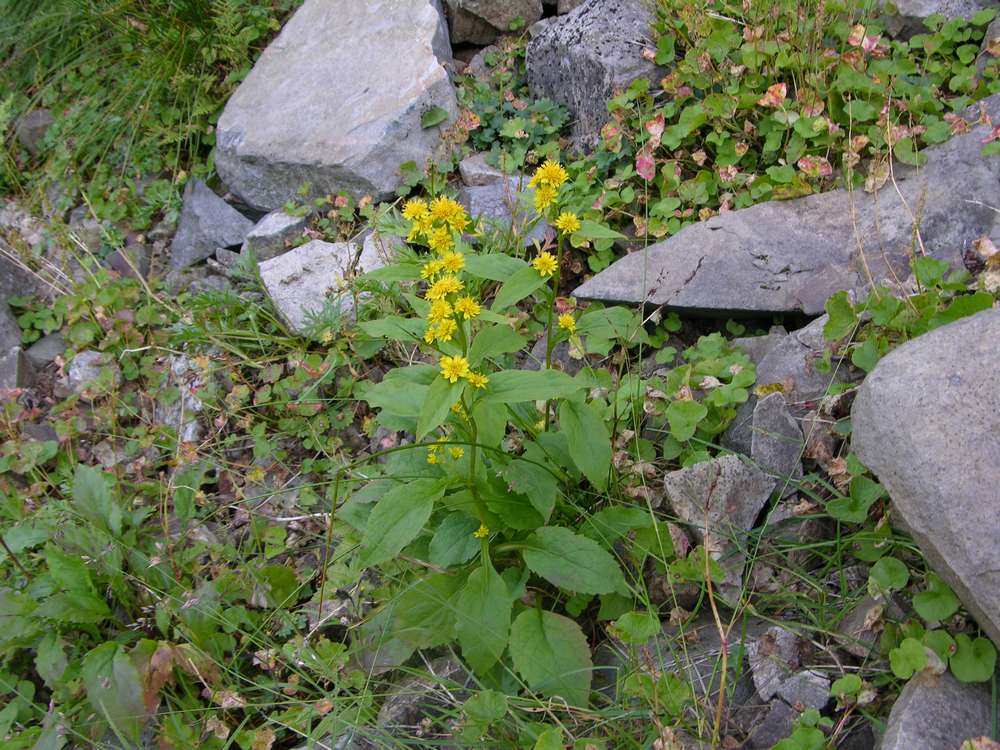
left=429, top=513, right=481, bottom=568
left=393, top=572, right=464, bottom=648
left=522, top=526, right=627, bottom=595
left=824, top=290, right=858, bottom=341
left=509, top=608, right=593, bottom=706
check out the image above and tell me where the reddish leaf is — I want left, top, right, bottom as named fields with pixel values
left=636, top=148, right=656, bottom=181
left=644, top=113, right=665, bottom=147
left=757, top=83, right=787, bottom=108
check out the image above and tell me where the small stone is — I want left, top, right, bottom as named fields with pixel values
left=457, top=177, right=553, bottom=246
left=776, top=670, right=830, bottom=710
left=1, top=303, right=21, bottom=354
left=153, top=355, right=204, bottom=444
left=750, top=393, right=804, bottom=494
left=523, top=331, right=589, bottom=375
left=107, top=243, right=151, bottom=280
left=661, top=455, right=776, bottom=605
left=558, top=0, right=586, bottom=11
left=241, top=210, right=308, bottom=261
left=880, top=671, right=992, bottom=750
left=0, top=348, right=32, bottom=390
left=376, top=657, right=472, bottom=734
left=837, top=594, right=903, bottom=658
left=446, top=0, right=543, bottom=44
left=747, top=626, right=802, bottom=701
left=214, top=247, right=242, bottom=270
left=747, top=700, right=799, bottom=750
left=169, top=180, right=253, bottom=269
left=15, top=109, right=54, bottom=155
left=64, top=350, right=121, bottom=400
left=458, top=153, right=505, bottom=186
left=880, top=0, right=997, bottom=39
left=24, top=333, right=66, bottom=368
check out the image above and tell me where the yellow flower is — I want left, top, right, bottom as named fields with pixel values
left=449, top=446, right=465, bottom=459
left=428, top=225, right=454, bottom=254
left=426, top=445, right=439, bottom=464
left=532, top=252, right=558, bottom=277
left=466, top=371, right=489, bottom=389
left=426, top=275, right=464, bottom=300
left=420, top=259, right=444, bottom=280
left=441, top=251, right=465, bottom=274
left=428, top=299, right=453, bottom=323
left=530, top=159, right=569, bottom=189
left=451, top=401, right=466, bottom=415
left=440, top=355, right=470, bottom=383
left=558, top=314, right=576, bottom=333
left=434, top=317, right=458, bottom=342
left=431, top=195, right=462, bottom=222
left=554, top=211, right=581, bottom=235
left=473, top=523, right=490, bottom=539
left=402, top=198, right=430, bottom=221
left=454, top=296, right=481, bottom=318
left=533, top=184, right=558, bottom=212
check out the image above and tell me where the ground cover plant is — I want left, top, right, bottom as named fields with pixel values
left=1, top=0, right=1000, bottom=748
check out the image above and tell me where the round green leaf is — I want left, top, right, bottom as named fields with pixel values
left=666, top=399, right=708, bottom=442
left=912, top=574, right=960, bottom=622
left=949, top=634, right=997, bottom=683
left=509, top=608, right=593, bottom=706
left=869, top=557, right=909, bottom=592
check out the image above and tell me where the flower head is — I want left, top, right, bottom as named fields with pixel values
left=533, top=184, right=558, bottom=212
left=449, top=446, right=465, bottom=459
left=473, top=523, right=490, bottom=539
left=440, top=355, right=470, bottom=383
left=428, top=299, right=453, bottom=323
left=441, top=251, right=465, bottom=274
left=420, top=258, right=444, bottom=280
left=531, top=159, right=569, bottom=189
left=554, top=211, right=581, bottom=235
left=466, top=371, right=489, bottom=389
left=532, top=251, right=558, bottom=277
left=558, top=314, right=576, bottom=333
left=428, top=225, right=454, bottom=254
left=402, top=198, right=430, bottom=221
left=454, top=296, right=481, bottom=318
left=426, top=275, right=464, bottom=300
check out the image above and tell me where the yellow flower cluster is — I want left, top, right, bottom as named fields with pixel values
left=529, top=159, right=568, bottom=212
left=554, top=211, right=580, bottom=235
left=439, top=355, right=488, bottom=389
left=426, top=442, right=466, bottom=464
left=403, top=196, right=469, bottom=249
left=558, top=314, right=577, bottom=333
left=532, top=251, right=558, bottom=277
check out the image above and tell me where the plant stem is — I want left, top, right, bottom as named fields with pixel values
left=543, top=233, right=565, bottom=430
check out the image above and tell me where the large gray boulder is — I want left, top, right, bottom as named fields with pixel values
left=881, top=0, right=998, bottom=39
left=879, top=671, right=992, bottom=750
left=259, top=233, right=399, bottom=337
left=446, top=0, right=543, bottom=44
left=852, top=307, right=1000, bottom=646
left=575, top=94, right=1000, bottom=315
left=216, top=0, right=457, bottom=210
left=169, top=180, right=253, bottom=269
left=526, top=0, right=661, bottom=147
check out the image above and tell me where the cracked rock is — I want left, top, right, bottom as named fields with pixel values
left=750, top=392, right=804, bottom=494
left=241, top=209, right=308, bottom=261
left=169, top=180, right=253, bottom=269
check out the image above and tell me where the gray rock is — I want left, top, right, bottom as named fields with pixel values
left=750, top=393, right=804, bottom=493
left=747, top=700, right=800, bottom=750
left=661, top=455, right=776, bottom=604
left=852, top=308, right=1000, bottom=646
left=977, top=15, right=1000, bottom=76
left=457, top=176, right=553, bottom=246
left=446, top=0, right=543, bottom=44
left=881, top=0, right=997, bottom=39
left=64, top=350, right=121, bottom=400
left=747, top=626, right=802, bottom=701
left=731, top=326, right=789, bottom=367
left=259, top=233, right=397, bottom=337
left=558, top=0, right=587, bottom=11
left=523, top=331, right=590, bottom=375
left=24, top=333, right=65, bottom=368
left=526, top=0, right=660, bottom=147
left=153, top=355, right=204, bottom=443
left=776, top=670, right=830, bottom=710
left=879, top=671, right=992, bottom=750
left=1, top=303, right=20, bottom=355
left=0, top=348, right=31, bottom=390
left=242, top=210, right=308, bottom=261
left=458, top=152, right=505, bottom=186
left=15, top=109, right=54, bottom=155
left=107, top=243, right=150, bottom=280
left=836, top=594, right=902, bottom=658
left=169, top=180, right=252, bottom=269
left=464, top=45, right=498, bottom=80
left=376, top=657, right=472, bottom=735
left=216, top=0, right=457, bottom=210
left=574, top=93, right=1000, bottom=314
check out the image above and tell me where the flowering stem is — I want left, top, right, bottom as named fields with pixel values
left=543, top=233, right=564, bottom=431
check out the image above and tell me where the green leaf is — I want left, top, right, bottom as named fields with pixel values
left=913, top=256, right=950, bottom=287
left=72, top=463, right=121, bottom=537
left=830, top=673, right=862, bottom=697
left=851, top=338, right=881, bottom=372
left=482, top=369, right=581, bottom=404
left=572, top=220, right=626, bottom=242
left=893, top=137, right=927, bottom=166
left=469, top=324, right=527, bottom=366
left=509, top=608, right=593, bottom=706
left=364, top=365, right=437, bottom=417
left=393, top=572, right=464, bottom=648
left=456, top=560, right=512, bottom=673
left=870, top=557, right=909, bottom=592
left=81, top=643, right=146, bottom=742
left=45, top=544, right=96, bottom=594
left=666, top=400, right=708, bottom=442
left=826, top=474, right=884, bottom=524
left=429, top=513, right=481, bottom=568
left=824, top=290, right=858, bottom=341
left=610, top=611, right=661, bottom=644
left=845, top=100, right=878, bottom=121
left=949, top=634, right=997, bottom=682
left=35, top=591, right=111, bottom=623
left=923, top=629, right=956, bottom=663
left=534, top=728, right=564, bottom=750
left=35, top=633, right=69, bottom=689
left=522, top=526, right=627, bottom=595
left=889, top=637, right=927, bottom=679
left=913, top=574, right=960, bottom=622
left=492, top=266, right=548, bottom=311
left=421, top=106, right=449, bottom=129
left=463, top=690, right=508, bottom=723
left=360, top=479, right=444, bottom=566
left=417, top=377, right=464, bottom=440
left=502, top=459, right=559, bottom=521
left=500, top=116, right=528, bottom=139
left=464, top=253, right=528, bottom=281
left=559, top=398, right=611, bottom=491
left=579, top=506, right=654, bottom=542
left=928, top=293, right=994, bottom=330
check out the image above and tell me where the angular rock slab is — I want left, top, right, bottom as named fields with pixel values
left=575, top=93, right=1000, bottom=315
left=880, top=0, right=998, bottom=39
left=259, top=234, right=398, bottom=337
left=751, top=392, right=804, bottom=493
left=852, top=307, right=1000, bottom=646
left=457, top=177, right=553, bottom=247
left=169, top=180, right=253, bottom=269
left=526, top=0, right=661, bottom=147
left=662, top=455, right=776, bottom=604
left=446, top=0, right=543, bottom=44
left=879, top=671, right=992, bottom=750
left=242, top=210, right=308, bottom=261
left=216, top=0, right=457, bottom=210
